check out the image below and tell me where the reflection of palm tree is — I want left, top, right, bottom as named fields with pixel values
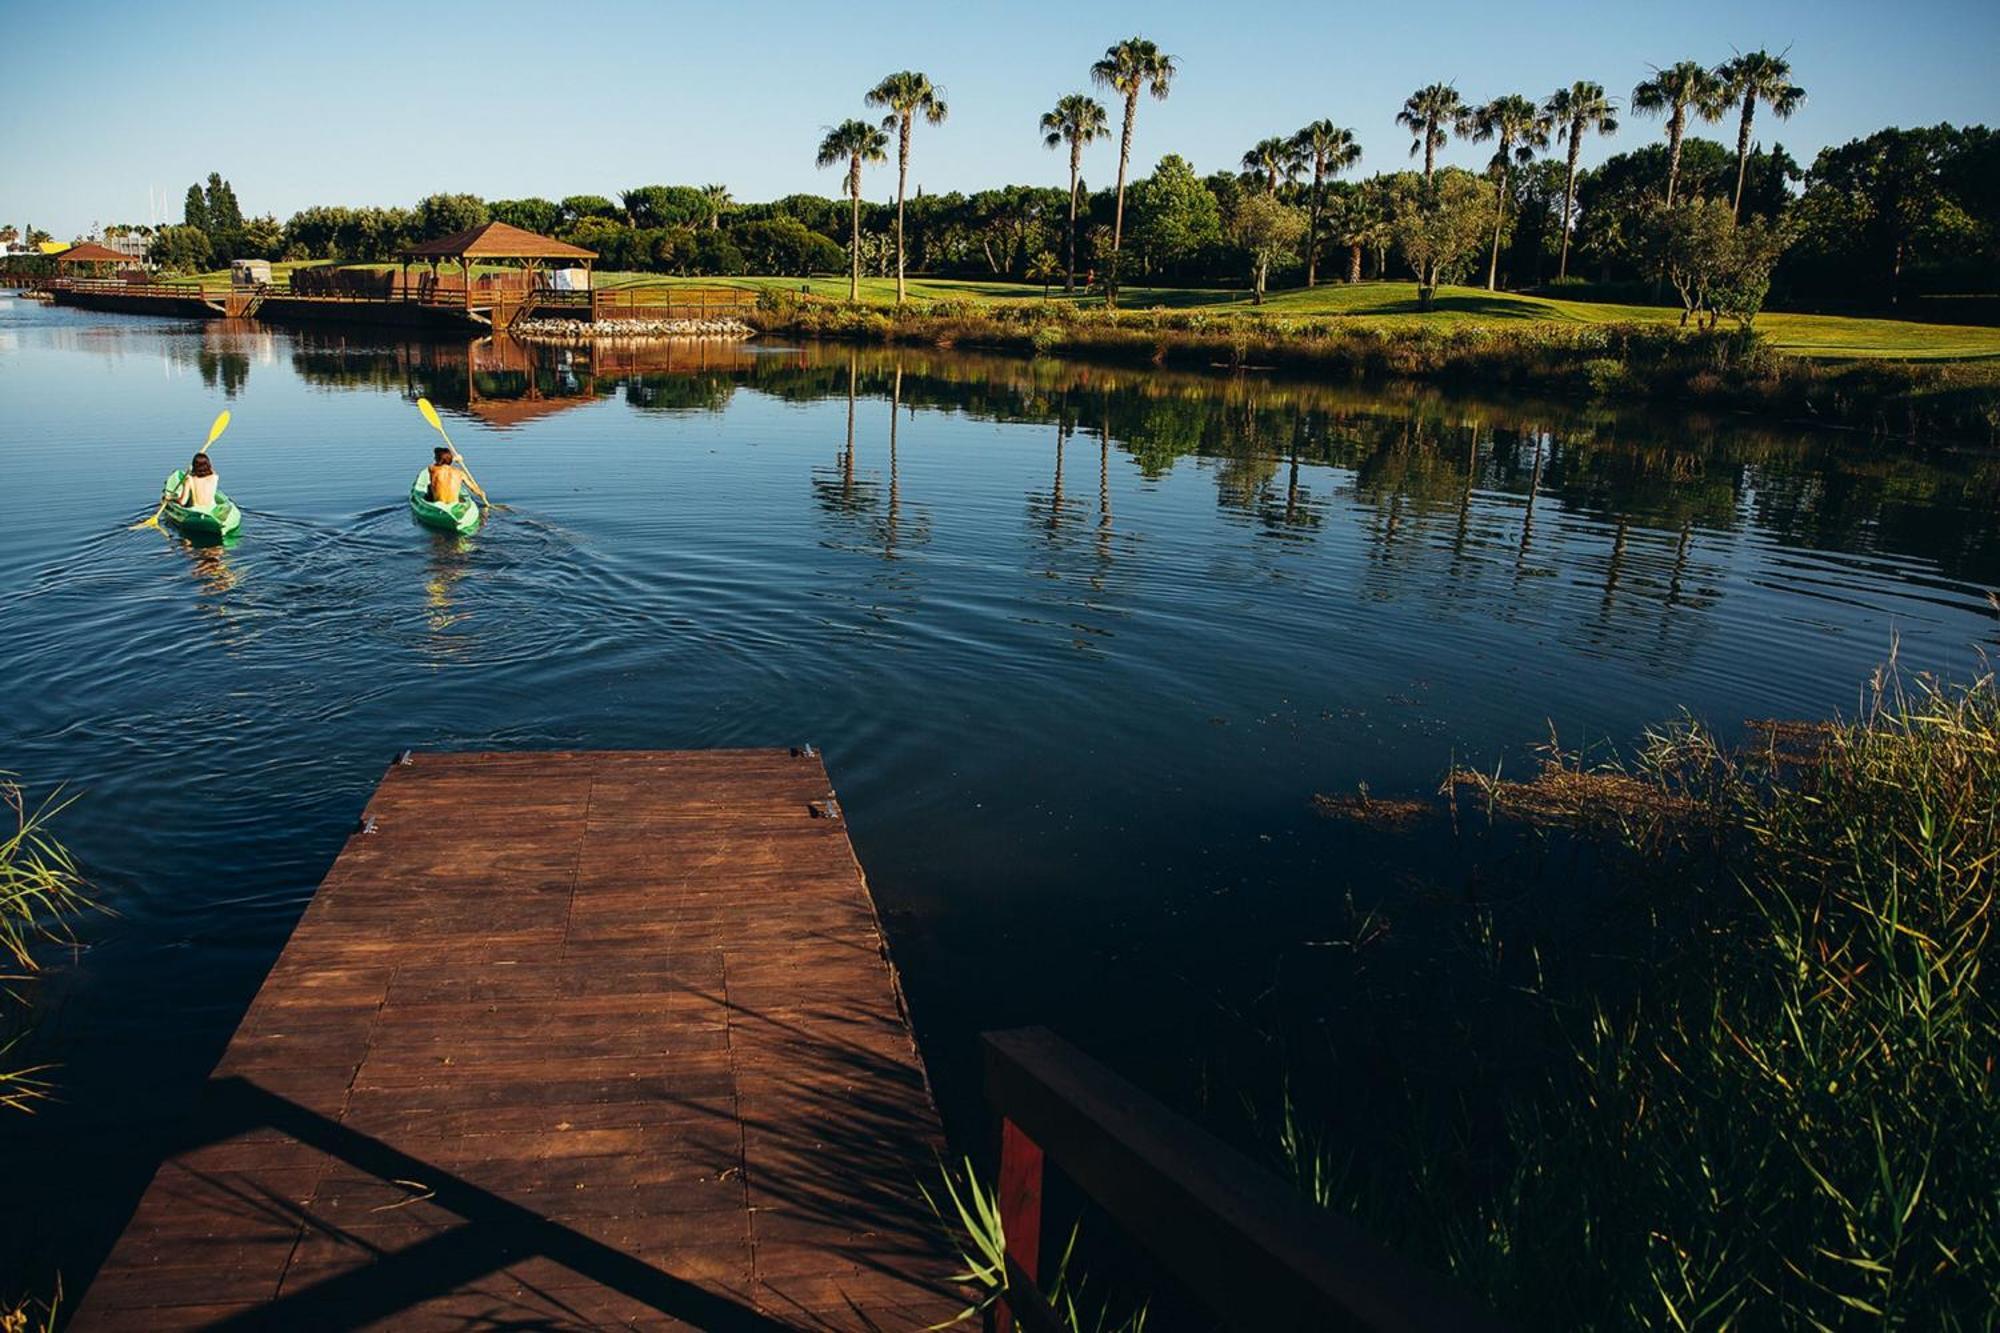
left=813, top=355, right=880, bottom=520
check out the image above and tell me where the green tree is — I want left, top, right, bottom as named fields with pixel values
left=1240, top=136, right=1298, bottom=195
left=236, top=214, right=283, bottom=260
left=1090, top=35, right=1178, bottom=306
left=816, top=119, right=890, bottom=301
left=1230, top=194, right=1306, bottom=302
left=1026, top=249, right=1062, bottom=299
left=1126, top=154, right=1223, bottom=279
left=559, top=195, right=620, bottom=229
left=148, top=224, right=213, bottom=272
left=1718, top=50, right=1805, bottom=216
left=182, top=184, right=209, bottom=234
left=1390, top=168, right=1495, bottom=308
left=1632, top=61, right=1728, bottom=204
left=866, top=71, right=949, bottom=304
left=1397, top=83, right=1464, bottom=187
left=415, top=193, right=489, bottom=240
left=1291, top=121, right=1362, bottom=286
left=1040, top=93, right=1110, bottom=293
left=204, top=173, right=242, bottom=234
left=1652, top=195, right=1786, bottom=326
left=1544, top=81, right=1620, bottom=279
left=489, top=197, right=561, bottom=235
left=1794, top=125, right=1983, bottom=303
left=1466, top=94, right=1550, bottom=290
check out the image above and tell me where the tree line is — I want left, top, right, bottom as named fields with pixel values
left=58, top=37, right=1992, bottom=322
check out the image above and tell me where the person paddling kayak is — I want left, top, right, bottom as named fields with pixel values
left=426, top=446, right=470, bottom=504
left=173, top=452, right=220, bottom=508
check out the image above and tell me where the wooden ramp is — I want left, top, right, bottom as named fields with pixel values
left=72, top=750, right=964, bottom=1331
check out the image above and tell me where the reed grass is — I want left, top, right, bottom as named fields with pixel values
left=1290, top=670, right=2000, bottom=1328
left=0, top=777, right=92, bottom=1112
left=921, top=1158, right=1149, bottom=1333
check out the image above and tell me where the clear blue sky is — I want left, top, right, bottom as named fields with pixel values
left=4, top=0, right=1995, bottom=239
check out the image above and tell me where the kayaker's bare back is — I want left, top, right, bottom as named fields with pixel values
left=177, top=460, right=219, bottom=508
left=427, top=462, right=463, bottom=504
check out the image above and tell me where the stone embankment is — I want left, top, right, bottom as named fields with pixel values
left=512, top=317, right=754, bottom=343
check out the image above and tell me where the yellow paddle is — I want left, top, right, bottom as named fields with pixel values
left=134, top=409, right=231, bottom=531
left=416, top=397, right=491, bottom=507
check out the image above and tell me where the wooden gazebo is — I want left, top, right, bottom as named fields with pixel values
left=55, top=241, right=140, bottom=277
left=398, top=221, right=596, bottom=314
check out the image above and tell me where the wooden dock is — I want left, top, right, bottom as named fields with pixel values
left=71, top=750, right=964, bottom=1331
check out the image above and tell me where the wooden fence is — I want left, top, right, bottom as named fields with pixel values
left=590, top=285, right=759, bottom=323
left=983, top=1028, right=1507, bottom=1333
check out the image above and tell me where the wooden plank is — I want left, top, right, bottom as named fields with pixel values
left=983, top=1028, right=1507, bottom=1333
left=72, top=750, right=962, bottom=1331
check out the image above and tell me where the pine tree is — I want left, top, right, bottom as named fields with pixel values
left=204, top=173, right=243, bottom=233
left=183, top=183, right=210, bottom=234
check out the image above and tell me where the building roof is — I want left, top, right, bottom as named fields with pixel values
left=401, top=220, right=597, bottom=262
left=56, top=241, right=137, bottom=264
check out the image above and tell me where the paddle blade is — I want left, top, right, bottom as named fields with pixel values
left=203, top=409, right=231, bottom=451
left=418, top=397, right=444, bottom=436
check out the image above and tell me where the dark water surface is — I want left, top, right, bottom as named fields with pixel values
left=2, top=298, right=1997, bottom=1298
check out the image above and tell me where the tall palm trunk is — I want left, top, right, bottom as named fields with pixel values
left=1065, top=139, right=1081, bottom=294
left=1109, top=90, right=1137, bottom=308
left=1665, top=108, right=1686, bottom=204
left=1307, top=158, right=1323, bottom=287
left=1487, top=152, right=1510, bottom=292
left=1348, top=242, right=1363, bottom=282
left=1424, top=125, right=1437, bottom=187
left=847, top=159, right=862, bottom=302
left=1558, top=127, right=1582, bottom=279
left=1731, top=93, right=1756, bottom=216
left=894, top=115, right=911, bottom=303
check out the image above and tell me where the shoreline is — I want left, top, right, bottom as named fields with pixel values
left=746, top=299, right=2000, bottom=446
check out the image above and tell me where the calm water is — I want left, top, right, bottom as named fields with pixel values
left=2, top=297, right=1997, bottom=1295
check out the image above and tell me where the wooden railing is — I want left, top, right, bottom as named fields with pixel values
left=590, top=285, right=758, bottom=323
left=983, top=1028, right=1506, bottom=1333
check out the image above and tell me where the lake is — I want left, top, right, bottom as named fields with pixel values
left=2, top=296, right=1996, bottom=1297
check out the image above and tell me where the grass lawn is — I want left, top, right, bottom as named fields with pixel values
left=167, top=262, right=2000, bottom=362
left=596, top=273, right=2000, bottom=362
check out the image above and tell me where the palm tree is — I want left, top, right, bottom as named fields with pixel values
left=1397, top=83, right=1464, bottom=187
left=815, top=119, right=890, bottom=302
left=865, top=71, right=949, bottom=304
left=1717, top=50, right=1804, bottom=216
left=1241, top=137, right=1298, bottom=195
left=1291, top=121, right=1361, bottom=286
left=701, top=184, right=732, bottom=230
left=1465, top=94, right=1550, bottom=291
left=1040, top=93, right=1109, bottom=294
left=1543, top=82, right=1619, bottom=279
left=1632, top=61, right=1727, bottom=205
left=1090, top=35, right=1177, bottom=306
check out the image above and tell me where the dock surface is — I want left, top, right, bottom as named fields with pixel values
left=73, top=750, right=962, bottom=1331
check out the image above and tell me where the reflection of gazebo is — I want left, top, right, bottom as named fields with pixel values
left=57, top=241, right=140, bottom=277
left=398, top=222, right=596, bottom=319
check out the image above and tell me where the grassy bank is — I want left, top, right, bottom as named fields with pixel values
left=1298, top=673, right=2000, bottom=1327
left=740, top=290, right=2000, bottom=444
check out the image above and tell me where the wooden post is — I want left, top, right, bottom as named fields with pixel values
left=996, top=1117, right=1044, bottom=1333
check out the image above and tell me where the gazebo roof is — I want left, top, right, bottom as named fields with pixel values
left=401, top=221, right=596, bottom=262
left=56, top=242, right=136, bottom=264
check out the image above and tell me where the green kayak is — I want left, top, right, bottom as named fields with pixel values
left=409, top=469, right=480, bottom=534
left=161, top=470, right=242, bottom=537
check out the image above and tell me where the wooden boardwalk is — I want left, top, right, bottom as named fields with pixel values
left=72, top=750, right=964, bottom=1331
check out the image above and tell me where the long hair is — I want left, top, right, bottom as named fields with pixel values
left=190, top=453, right=214, bottom=478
